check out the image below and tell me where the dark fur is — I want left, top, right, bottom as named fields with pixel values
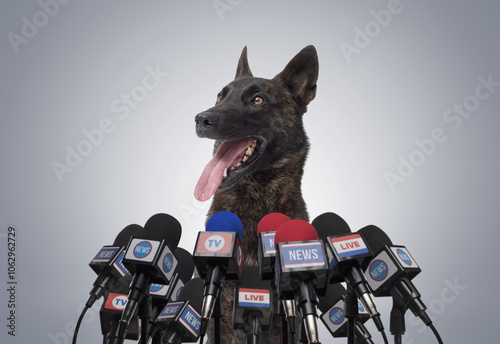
left=195, top=46, right=318, bottom=343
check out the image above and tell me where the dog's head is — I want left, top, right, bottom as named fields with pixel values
left=194, top=46, right=319, bottom=202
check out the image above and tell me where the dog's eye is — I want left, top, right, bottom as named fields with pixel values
left=252, top=96, right=264, bottom=105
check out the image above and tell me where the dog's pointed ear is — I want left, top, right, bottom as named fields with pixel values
left=275, top=45, right=318, bottom=111
left=235, top=46, right=253, bottom=79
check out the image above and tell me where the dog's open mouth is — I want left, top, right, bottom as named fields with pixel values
left=194, top=136, right=266, bottom=201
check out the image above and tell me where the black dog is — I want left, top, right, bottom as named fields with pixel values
left=194, top=45, right=318, bottom=343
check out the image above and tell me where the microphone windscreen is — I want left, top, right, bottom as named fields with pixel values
left=174, top=247, right=195, bottom=282
left=312, top=212, right=351, bottom=238
left=318, top=283, right=347, bottom=313
left=178, top=278, right=204, bottom=312
left=357, top=225, right=392, bottom=254
left=143, top=213, right=182, bottom=250
left=274, top=219, right=318, bottom=246
left=206, top=211, right=244, bottom=240
left=257, top=213, right=291, bottom=237
left=113, top=224, right=143, bottom=246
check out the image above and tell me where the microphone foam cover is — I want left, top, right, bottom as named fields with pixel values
left=178, top=278, right=204, bottom=313
left=113, top=224, right=143, bottom=246
left=274, top=219, right=318, bottom=246
left=257, top=213, right=291, bottom=237
left=312, top=212, right=351, bottom=239
left=174, top=247, right=195, bottom=282
left=206, top=211, right=244, bottom=240
left=143, top=213, right=182, bottom=250
left=357, top=225, right=393, bottom=254
left=318, top=283, right=347, bottom=313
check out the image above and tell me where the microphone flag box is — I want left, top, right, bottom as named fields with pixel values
left=99, top=292, right=139, bottom=340
left=156, top=301, right=201, bottom=341
left=275, top=240, right=328, bottom=295
left=89, top=246, right=127, bottom=277
left=320, top=297, right=370, bottom=337
left=233, top=287, right=273, bottom=331
left=327, top=233, right=373, bottom=283
left=193, top=231, right=243, bottom=280
left=258, top=231, right=277, bottom=280
left=122, top=237, right=178, bottom=285
left=363, top=245, right=421, bottom=296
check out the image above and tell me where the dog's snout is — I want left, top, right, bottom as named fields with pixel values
left=195, top=111, right=217, bottom=131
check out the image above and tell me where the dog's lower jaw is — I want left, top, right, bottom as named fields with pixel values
left=205, top=148, right=309, bottom=344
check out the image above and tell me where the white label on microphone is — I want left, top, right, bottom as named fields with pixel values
left=125, top=238, right=161, bottom=263
left=391, top=247, right=419, bottom=269
left=238, top=288, right=271, bottom=308
left=330, top=234, right=369, bottom=258
left=320, top=299, right=346, bottom=334
left=104, top=293, right=129, bottom=311
left=157, top=244, right=177, bottom=283
left=149, top=283, right=169, bottom=297
left=364, top=251, right=398, bottom=292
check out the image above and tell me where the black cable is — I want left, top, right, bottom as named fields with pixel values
left=72, top=305, right=89, bottom=344
left=430, top=323, right=443, bottom=344
left=394, top=333, right=402, bottom=344
left=380, top=329, right=389, bottom=344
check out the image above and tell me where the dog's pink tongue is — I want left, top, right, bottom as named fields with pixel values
left=194, top=138, right=254, bottom=202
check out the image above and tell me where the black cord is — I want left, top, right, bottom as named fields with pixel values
left=430, top=323, right=443, bottom=344
left=380, top=329, right=389, bottom=344
left=394, top=333, right=402, bottom=344
left=72, top=304, right=89, bottom=344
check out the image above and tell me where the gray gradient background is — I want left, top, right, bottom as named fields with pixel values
left=1, top=0, right=499, bottom=343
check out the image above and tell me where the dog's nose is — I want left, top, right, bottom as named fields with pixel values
left=195, top=111, right=217, bottom=131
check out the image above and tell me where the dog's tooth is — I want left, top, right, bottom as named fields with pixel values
left=246, top=146, right=254, bottom=156
left=223, top=168, right=228, bottom=178
left=251, top=141, right=257, bottom=148
left=242, top=156, right=248, bottom=162
left=236, top=162, right=242, bottom=167
left=231, top=166, right=236, bottom=171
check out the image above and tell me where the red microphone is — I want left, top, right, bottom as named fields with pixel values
left=257, top=213, right=291, bottom=280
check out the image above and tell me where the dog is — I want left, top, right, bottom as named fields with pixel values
left=194, top=45, right=318, bottom=343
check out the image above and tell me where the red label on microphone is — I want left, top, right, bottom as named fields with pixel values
left=195, top=232, right=234, bottom=255
left=104, top=293, right=128, bottom=310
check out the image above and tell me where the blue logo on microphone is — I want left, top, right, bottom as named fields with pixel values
left=163, top=253, right=174, bottom=273
left=133, top=241, right=152, bottom=259
left=369, top=260, right=388, bottom=281
left=329, top=307, right=345, bottom=325
left=397, top=249, right=412, bottom=266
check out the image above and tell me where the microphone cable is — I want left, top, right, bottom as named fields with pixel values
left=72, top=304, right=90, bottom=344
left=430, top=323, right=444, bottom=344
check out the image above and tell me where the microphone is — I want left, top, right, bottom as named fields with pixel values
left=318, top=283, right=374, bottom=344
left=87, top=224, right=143, bottom=308
left=110, top=213, right=182, bottom=344
left=155, top=278, right=204, bottom=344
left=193, top=211, right=244, bottom=337
left=99, top=275, right=140, bottom=342
left=233, top=266, right=273, bottom=343
left=257, top=213, right=291, bottom=280
left=358, top=225, right=434, bottom=337
left=145, top=247, right=195, bottom=343
left=274, top=219, right=328, bottom=344
left=312, top=212, right=387, bottom=339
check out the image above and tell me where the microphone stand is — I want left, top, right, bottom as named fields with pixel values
left=213, top=293, right=223, bottom=344
left=138, top=294, right=152, bottom=344
left=344, top=285, right=358, bottom=344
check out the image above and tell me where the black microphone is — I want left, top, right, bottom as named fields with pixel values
left=192, top=211, right=244, bottom=337
left=358, top=225, right=434, bottom=338
left=233, top=266, right=273, bottom=344
left=312, top=213, right=387, bottom=339
left=99, top=275, right=140, bottom=342
left=155, top=278, right=204, bottom=344
left=145, top=247, right=195, bottom=342
left=87, top=224, right=143, bottom=308
left=318, top=283, right=374, bottom=344
left=110, top=213, right=182, bottom=344
left=274, top=219, right=329, bottom=344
